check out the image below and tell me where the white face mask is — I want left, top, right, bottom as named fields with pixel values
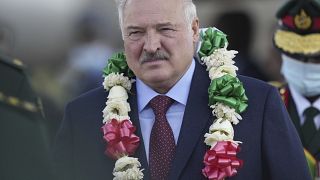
left=281, top=54, right=320, bottom=97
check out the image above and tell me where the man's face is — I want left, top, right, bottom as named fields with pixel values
left=122, top=0, right=199, bottom=93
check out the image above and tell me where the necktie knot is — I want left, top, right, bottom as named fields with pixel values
left=303, top=106, right=320, bottom=119
left=149, top=95, right=174, bottom=115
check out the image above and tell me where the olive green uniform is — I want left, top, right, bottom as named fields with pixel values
left=0, top=53, right=54, bottom=180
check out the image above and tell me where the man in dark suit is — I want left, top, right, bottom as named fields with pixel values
left=273, top=0, right=320, bottom=178
left=54, top=0, right=311, bottom=179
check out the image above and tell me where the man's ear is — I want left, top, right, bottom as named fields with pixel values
left=192, top=18, right=200, bottom=42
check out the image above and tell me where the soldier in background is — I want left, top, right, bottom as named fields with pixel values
left=272, top=0, right=320, bottom=178
left=0, top=21, right=54, bottom=180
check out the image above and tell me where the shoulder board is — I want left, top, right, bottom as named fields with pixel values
left=0, top=91, right=40, bottom=113
left=0, top=53, right=25, bottom=70
left=268, top=81, right=287, bottom=89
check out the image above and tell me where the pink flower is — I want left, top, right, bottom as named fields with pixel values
left=202, top=141, right=243, bottom=180
left=101, top=119, right=140, bottom=159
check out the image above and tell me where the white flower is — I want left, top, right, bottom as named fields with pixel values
left=114, top=156, right=141, bottom=172
left=202, top=48, right=238, bottom=70
left=103, top=113, right=131, bottom=124
left=103, top=99, right=131, bottom=123
left=208, top=64, right=238, bottom=80
left=113, top=156, right=144, bottom=180
left=108, top=86, right=129, bottom=101
left=204, top=119, right=234, bottom=147
left=211, top=103, right=242, bottom=125
left=103, top=73, right=132, bottom=91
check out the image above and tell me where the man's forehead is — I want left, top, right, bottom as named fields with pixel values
left=123, top=0, right=184, bottom=24
left=124, top=0, right=183, bottom=11
left=125, top=22, right=177, bottom=29
left=125, top=0, right=184, bottom=4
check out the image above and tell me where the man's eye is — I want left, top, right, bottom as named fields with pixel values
left=161, top=28, right=174, bottom=32
left=128, top=31, right=144, bottom=40
left=129, top=31, right=141, bottom=35
left=160, top=28, right=176, bottom=37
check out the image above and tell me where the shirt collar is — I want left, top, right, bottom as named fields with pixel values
left=136, top=59, right=195, bottom=112
left=289, top=85, right=320, bottom=116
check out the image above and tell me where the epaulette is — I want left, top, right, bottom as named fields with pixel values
left=0, top=91, right=40, bottom=113
left=268, top=81, right=289, bottom=107
left=0, top=53, right=25, bottom=70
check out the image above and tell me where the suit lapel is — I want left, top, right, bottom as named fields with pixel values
left=287, top=93, right=303, bottom=137
left=169, top=60, right=212, bottom=180
left=128, top=84, right=151, bottom=179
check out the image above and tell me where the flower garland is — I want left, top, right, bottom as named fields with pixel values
left=199, top=28, right=248, bottom=180
left=101, top=53, right=144, bottom=180
left=101, top=27, right=248, bottom=180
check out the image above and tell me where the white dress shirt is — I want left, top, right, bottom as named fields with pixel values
left=289, top=85, right=320, bottom=129
left=136, top=59, right=195, bottom=161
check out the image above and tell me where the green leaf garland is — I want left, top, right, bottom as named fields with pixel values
left=103, top=52, right=135, bottom=78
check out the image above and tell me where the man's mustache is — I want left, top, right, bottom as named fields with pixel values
left=140, top=50, right=170, bottom=63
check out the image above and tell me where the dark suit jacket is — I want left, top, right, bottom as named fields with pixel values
left=54, top=60, right=311, bottom=180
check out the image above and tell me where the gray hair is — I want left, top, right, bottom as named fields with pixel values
left=115, top=0, right=197, bottom=33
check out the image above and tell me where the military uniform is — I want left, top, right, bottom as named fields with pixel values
left=272, top=0, right=320, bottom=179
left=271, top=82, right=320, bottom=178
left=0, top=52, right=54, bottom=180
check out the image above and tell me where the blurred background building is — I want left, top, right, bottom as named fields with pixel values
left=0, top=0, right=287, bottom=142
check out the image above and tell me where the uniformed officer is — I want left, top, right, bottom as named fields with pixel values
left=0, top=52, right=54, bottom=179
left=272, top=0, right=320, bottom=178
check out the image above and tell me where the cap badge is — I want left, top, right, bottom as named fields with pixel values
left=294, top=9, right=312, bottom=30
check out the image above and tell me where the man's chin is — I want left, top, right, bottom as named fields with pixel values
left=142, top=73, right=172, bottom=86
left=145, top=75, right=169, bottom=84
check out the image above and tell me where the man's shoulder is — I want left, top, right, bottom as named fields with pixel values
left=66, top=86, right=107, bottom=112
left=0, top=54, right=42, bottom=114
left=268, top=81, right=287, bottom=89
left=0, top=53, right=25, bottom=71
left=268, top=81, right=289, bottom=106
left=238, top=75, right=274, bottom=91
left=194, top=61, right=275, bottom=96
left=237, top=75, right=281, bottom=105
left=65, top=87, right=107, bottom=119
left=195, top=59, right=273, bottom=91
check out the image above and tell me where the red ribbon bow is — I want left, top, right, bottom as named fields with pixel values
left=101, top=119, right=140, bottom=159
left=202, top=141, right=243, bottom=180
